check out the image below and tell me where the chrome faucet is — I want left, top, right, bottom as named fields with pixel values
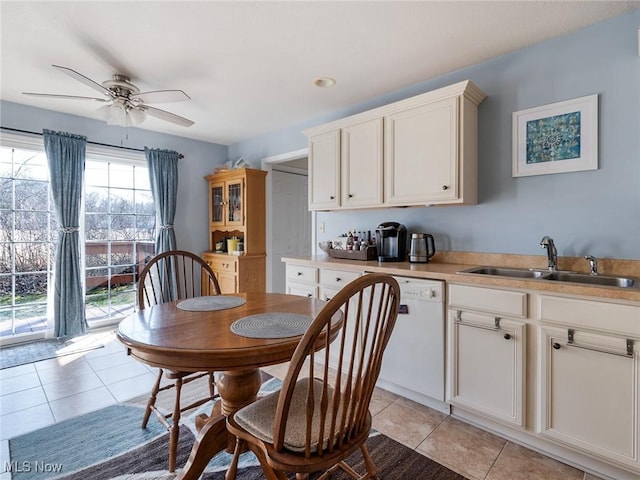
left=540, top=236, right=557, bottom=271
left=585, top=255, right=598, bottom=275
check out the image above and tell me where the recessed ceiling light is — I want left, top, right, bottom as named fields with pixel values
left=314, top=77, right=336, bottom=88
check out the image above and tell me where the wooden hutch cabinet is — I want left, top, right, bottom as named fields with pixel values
left=201, top=168, right=267, bottom=294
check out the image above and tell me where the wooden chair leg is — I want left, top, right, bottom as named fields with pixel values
left=208, top=372, right=216, bottom=397
left=360, top=444, right=378, bottom=479
left=247, top=443, right=287, bottom=480
left=168, top=376, right=183, bottom=473
left=225, top=437, right=245, bottom=480
left=142, top=368, right=163, bottom=429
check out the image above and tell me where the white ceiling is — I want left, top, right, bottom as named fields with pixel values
left=1, top=1, right=638, bottom=146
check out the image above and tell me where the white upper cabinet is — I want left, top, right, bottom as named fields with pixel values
left=308, top=130, right=340, bottom=210
left=304, top=80, right=486, bottom=211
left=341, top=118, right=384, bottom=208
left=385, top=97, right=459, bottom=205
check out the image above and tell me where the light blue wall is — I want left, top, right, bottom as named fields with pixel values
left=0, top=101, right=227, bottom=254
left=229, top=10, right=640, bottom=260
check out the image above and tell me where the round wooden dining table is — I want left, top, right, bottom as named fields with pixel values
left=117, top=292, right=338, bottom=480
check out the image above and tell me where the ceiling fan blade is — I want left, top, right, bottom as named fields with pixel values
left=22, top=92, right=109, bottom=102
left=52, top=64, right=113, bottom=98
left=131, top=90, right=191, bottom=104
left=139, top=105, right=194, bottom=127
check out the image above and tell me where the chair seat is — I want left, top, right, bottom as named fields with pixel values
left=234, top=377, right=344, bottom=453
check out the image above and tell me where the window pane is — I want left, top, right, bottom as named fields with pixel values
left=85, top=186, right=109, bottom=213
left=136, top=216, right=155, bottom=241
left=0, top=273, right=10, bottom=298
left=14, top=243, right=49, bottom=273
left=85, top=213, right=109, bottom=240
left=14, top=212, right=49, bottom=241
left=13, top=151, right=48, bottom=180
left=110, top=188, right=134, bottom=214
left=0, top=246, right=11, bottom=274
left=15, top=179, right=48, bottom=211
left=0, top=147, right=12, bottom=177
left=86, top=245, right=108, bottom=268
left=111, top=243, right=134, bottom=266
left=0, top=178, right=11, bottom=208
left=85, top=293, right=109, bottom=322
left=14, top=272, right=48, bottom=303
left=85, top=161, right=108, bottom=187
left=0, top=211, right=13, bottom=241
left=134, top=167, right=150, bottom=190
left=135, top=190, right=154, bottom=215
left=110, top=164, right=134, bottom=189
left=111, top=215, right=135, bottom=240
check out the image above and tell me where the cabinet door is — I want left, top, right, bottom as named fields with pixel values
left=309, top=130, right=340, bottom=210
left=341, top=118, right=383, bottom=208
left=447, top=310, right=526, bottom=427
left=385, top=97, right=459, bottom=205
left=210, top=181, right=225, bottom=227
left=538, top=326, right=638, bottom=466
left=216, top=272, right=237, bottom=294
left=226, top=178, right=244, bottom=226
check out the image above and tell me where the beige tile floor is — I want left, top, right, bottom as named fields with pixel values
left=1, top=331, right=601, bottom=480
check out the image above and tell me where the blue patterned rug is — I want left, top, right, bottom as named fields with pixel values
left=0, top=337, right=104, bottom=370
left=6, top=378, right=466, bottom=480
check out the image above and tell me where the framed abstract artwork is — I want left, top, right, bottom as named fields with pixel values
left=512, top=94, right=598, bottom=177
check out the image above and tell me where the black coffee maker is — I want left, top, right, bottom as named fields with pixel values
left=375, top=222, right=407, bottom=262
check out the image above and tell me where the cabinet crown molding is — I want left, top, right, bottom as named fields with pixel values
left=303, top=80, right=486, bottom=137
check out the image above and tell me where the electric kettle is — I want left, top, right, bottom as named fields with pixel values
left=409, top=233, right=436, bottom=263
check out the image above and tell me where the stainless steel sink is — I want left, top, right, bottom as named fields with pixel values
left=545, top=272, right=638, bottom=288
left=458, top=266, right=639, bottom=289
left=458, top=266, right=549, bottom=279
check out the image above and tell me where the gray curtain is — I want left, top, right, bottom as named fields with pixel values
left=145, top=148, right=179, bottom=254
left=43, top=129, right=87, bottom=337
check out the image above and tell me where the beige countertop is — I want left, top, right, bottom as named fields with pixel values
left=282, top=251, right=640, bottom=303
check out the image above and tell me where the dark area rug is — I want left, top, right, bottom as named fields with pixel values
left=7, top=377, right=467, bottom=480
left=0, top=336, right=104, bottom=369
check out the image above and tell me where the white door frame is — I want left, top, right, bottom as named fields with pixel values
left=261, top=148, right=314, bottom=292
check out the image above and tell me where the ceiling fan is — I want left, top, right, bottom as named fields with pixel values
left=23, top=65, right=194, bottom=127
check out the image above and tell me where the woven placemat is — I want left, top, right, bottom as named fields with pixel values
left=230, top=313, right=313, bottom=339
left=176, top=296, right=246, bottom=311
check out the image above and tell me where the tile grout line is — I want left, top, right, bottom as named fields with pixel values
left=482, top=439, right=509, bottom=480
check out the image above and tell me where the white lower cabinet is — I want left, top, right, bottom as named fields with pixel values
left=285, top=264, right=318, bottom=298
left=447, top=309, right=526, bottom=427
left=538, top=325, right=639, bottom=467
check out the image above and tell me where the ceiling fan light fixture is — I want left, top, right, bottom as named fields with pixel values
left=97, top=103, right=127, bottom=126
left=127, top=107, right=146, bottom=125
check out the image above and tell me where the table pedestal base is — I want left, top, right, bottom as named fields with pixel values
left=177, top=368, right=263, bottom=480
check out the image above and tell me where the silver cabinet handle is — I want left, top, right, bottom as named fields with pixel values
left=455, top=310, right=502, bottom=332
left=561, top=329, right=634, bottom=358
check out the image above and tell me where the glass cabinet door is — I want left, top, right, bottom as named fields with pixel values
left=210, top=182, right=225, bottom=226
left=226, top=180, right=244, bottom=225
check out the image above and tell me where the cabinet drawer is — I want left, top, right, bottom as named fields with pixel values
left=449, top=284, right=527, bottom=318
left=319, top=269, right=361, bottom=289
left=207, top=256, right=237, bottom=273
left=538, top=295, right=640, bottom=337
left=286, top=282, right=317, bottom=298
left=286, top=264, right=318, bottom=284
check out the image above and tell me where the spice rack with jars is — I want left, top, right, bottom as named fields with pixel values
left=202, top=168, right=267, bottom=293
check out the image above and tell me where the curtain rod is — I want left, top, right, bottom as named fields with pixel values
left=0, top=126, right=184, bottom=159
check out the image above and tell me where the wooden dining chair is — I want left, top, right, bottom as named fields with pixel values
left=226, top=273, right=401, bottom=480
left=137, top=249, right=222, bottom=473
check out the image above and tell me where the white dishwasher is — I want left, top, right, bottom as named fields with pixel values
left=374, top=275, right=449, bottom=413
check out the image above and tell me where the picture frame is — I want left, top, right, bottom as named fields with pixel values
left=512, top=94, right=598, bottom=177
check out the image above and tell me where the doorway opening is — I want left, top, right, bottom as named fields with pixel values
left=262, top=149, right=313, bottom=293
